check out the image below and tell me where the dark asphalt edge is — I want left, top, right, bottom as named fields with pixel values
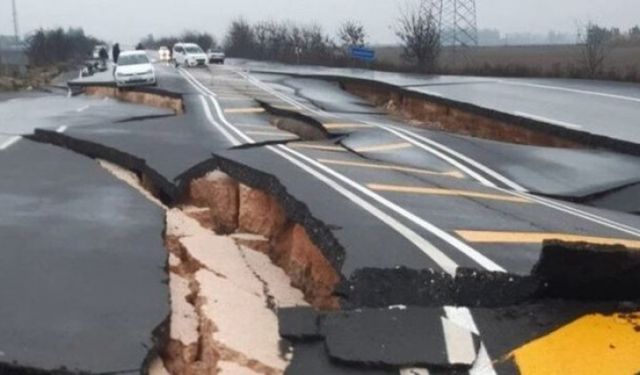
left=26, top=129, right=179, bottom=204
left=248, top=70, right=640, bottom=157
left=341, top=240, right=640, bottom=309
left=25, top=129, right=347, bottom=289
left=256, top=99, right=331, bottom=139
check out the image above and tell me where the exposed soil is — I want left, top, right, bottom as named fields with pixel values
left=83, top=85, right=184, bottom=114
left=342, top=81, right=583, bottom=149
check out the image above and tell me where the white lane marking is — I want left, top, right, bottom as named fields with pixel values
left=399, top=369, right=429, bottom=375
left=443, top=307, right=496, bottom=374
left=241, top=68, right=640, bottom=237
left=513, top=111, right=583, bottom=130
left=444, top=306, right=479, bottom=335
left=76, top=105, right=90, bottom=112
left=499, top=79, right=640, bottom=104
left=190, top=66, right=501, bottom=374
left=56, top=125, right=68, bottom=133
left=389, top=123, right=640, bottom=237
left=442, top=317, right=478, bottom=365
left=198, top=96, right=241, bottom=147
left=184, top=69, right=464, bottom=274
left=279, top=145, right=505, bottom=272
left=208, top=85, right=463, bottom=275
left=382, top=123, right=529, bottom=192
left=0, top=136, right=21, bottom=150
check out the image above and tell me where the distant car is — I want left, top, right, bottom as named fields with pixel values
left=208, top=49, right=226, bottom=64
left=173, top=43, right=208, bottom=67
left=114, top=51, right=157, bottom=87
left=158, top=46, right=171, bottom=62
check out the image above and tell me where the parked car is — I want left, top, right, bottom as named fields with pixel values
left=208, top=49, right=226, bottom=64
left=113, top=51, right=157, bottom=87
left=158, top=46, right=171, bottom=62
left=172, top=43, right=208, bottom=67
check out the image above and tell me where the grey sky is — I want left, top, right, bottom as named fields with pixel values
left=2, top=0, right=640, bottom=44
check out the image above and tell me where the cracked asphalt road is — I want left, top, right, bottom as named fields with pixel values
left=1, top=58, right=640, bottom=374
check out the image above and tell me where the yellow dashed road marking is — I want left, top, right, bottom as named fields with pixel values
left=244, top=130, right=296, bottom=137
left=323, top=123, right=375, bottom=130
left=223, top=107, right=266, bottom=114
left=368, top=184, right=530, bottom=203
left=234, top=124, right=275, bottom=130
left=509, top=313, right=640, bottom=375
left=354, top=142, right=413, bottom=153
left=455, top=231, right=640, bottom=249
left=289, top=144, right=346, bottom=152
left=319, top=159, right=464, bottom=179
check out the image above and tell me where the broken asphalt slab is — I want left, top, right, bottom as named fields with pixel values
left=279, top=307, right=480, bottom=370
left=0, top=140, right=168, bottom=373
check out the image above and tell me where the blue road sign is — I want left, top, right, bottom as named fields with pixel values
left=350, top=47, right=376, bottom=62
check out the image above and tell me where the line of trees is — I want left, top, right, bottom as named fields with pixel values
left=139, top=31, right=218, bottom=51
left=223, top=18, right=358, bottom=64
left=222, top=1, right=441, bottom=71
left=26, top=27, right=103, bottom=66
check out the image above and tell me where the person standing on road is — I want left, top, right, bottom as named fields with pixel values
left=98, top=47, right=108, bottom=67
left=112, top=43, right=121, bottom=64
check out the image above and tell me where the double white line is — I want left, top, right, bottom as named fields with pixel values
left=179, top=67, right=497, bottom=374
left=231, top=66, right=640, bottom=239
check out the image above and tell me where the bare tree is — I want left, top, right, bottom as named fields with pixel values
left=578, top=22, right=611, bottom=77
left=338, top=20, right=366, bottom=48
left=395, top=0, right=441, bottom=72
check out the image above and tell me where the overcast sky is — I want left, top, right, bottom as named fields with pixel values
left=2, top=0, right=640, bottom=44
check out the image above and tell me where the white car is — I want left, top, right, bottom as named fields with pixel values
left=208, top=49, right=226, bottom=64
left=158, top=46, right=170, bottom=62
left=173, top=43, right=208, bottom=67
left=114, top=51, right=157, bottom=87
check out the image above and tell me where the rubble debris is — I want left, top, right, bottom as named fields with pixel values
left=323, top=308, right=479, bottom=368
left=532, top=239, right=640, bottom=300
left=340, top=267, right=540, bottom=309
left=278, top=307, right=479, bottom=370
left=278, top=307, right=324, bottom=340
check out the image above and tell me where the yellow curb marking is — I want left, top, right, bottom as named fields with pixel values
left=223, top=107, right=266, bottom=114
left=455, top=231, right=640, bottom=249
left=354, top=142, right=413, bottom=153
left=509, top=313, right=640, bottom=375
left=368, top=184, right=530, bottom=203
left=319, top=159, right=464, bottom=179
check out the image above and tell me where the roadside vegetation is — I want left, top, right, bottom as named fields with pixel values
left=1, top=27, right=102, bottom=91
left=213, top=0, right=640, bottom=83
left=140, top=31, right=218, bottom=51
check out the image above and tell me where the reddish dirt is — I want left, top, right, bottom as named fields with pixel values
left=187, top=172, right=240, bottom=235
left=83, top=86, right=184, bottom=114
left=238, top=184, right=287, bottom=239
left=183, top=172, right=341, bottom=311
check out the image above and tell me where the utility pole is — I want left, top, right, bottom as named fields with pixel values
left=429, top=0, right=478, bottom=47
left=12, top=0, right=20, bottom=43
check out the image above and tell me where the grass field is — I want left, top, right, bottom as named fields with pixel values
left=375, top=42, right=640, bottom=81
